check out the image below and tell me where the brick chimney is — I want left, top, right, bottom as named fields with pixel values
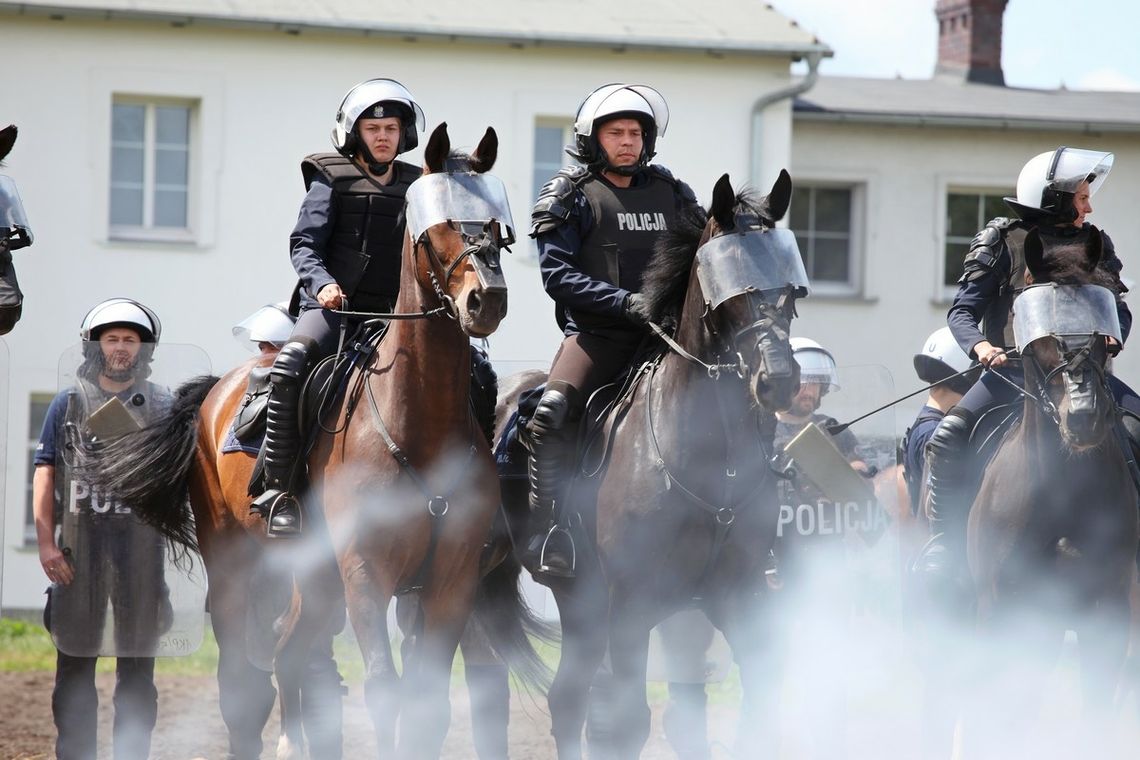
left=934, top=0, right=1008, bottom=85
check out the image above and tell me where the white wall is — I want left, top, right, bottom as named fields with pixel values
left=0, top=16, right=796, bottom=609
left=791, top=119, right=1140, bottom=431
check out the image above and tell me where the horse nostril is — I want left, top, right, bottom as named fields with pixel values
left=466, top=290, right=483, bottom=316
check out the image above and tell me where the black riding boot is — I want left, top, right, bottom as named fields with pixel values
left=1117, top=411, right=1140, bottom=575
left=524, top=381, right=582, bottom=581
left=250, top=339, right=316, bottom=537
left=913, top=409, right=974, bottom=604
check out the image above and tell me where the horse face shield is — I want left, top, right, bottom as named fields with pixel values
left=0, top=175, right=33, bottom=250
left=406, top=173, right=514, bottom=335
left=695, top=227, right=808, bottom=407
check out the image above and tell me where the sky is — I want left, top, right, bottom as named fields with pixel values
left=773, top=0, right=1140, bottom=91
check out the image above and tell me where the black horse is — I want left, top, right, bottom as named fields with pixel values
left=960, top=228, right=1137, bottom=758
left=500, top=171, right=805, bottom=758
left=0, top=124, right=26, bottom=334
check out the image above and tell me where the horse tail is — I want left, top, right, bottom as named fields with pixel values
left=81, top=374, right=220, bottom=553
left=472, top=550, right=557, bottom=694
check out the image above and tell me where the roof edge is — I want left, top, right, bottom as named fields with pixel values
left=793, top=108, right=1140, bottom=133
left=0, top=3, right=834, bottom=59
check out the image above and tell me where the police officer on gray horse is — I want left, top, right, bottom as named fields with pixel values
left=527, top=84, right=701, bottom=580
left=918, top=147, right=1140, bottom=594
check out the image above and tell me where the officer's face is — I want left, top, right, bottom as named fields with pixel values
left=596, top=118, right=644, bottom=168
left=788, top=381, right=824, bottom=418
left=357, top=117, right=402, bottom=164
left=1072, top=180, right=1093, bottom=227
left=99, top=327, right=142, bottom=381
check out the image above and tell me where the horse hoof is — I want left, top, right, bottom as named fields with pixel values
left=276, top=734, right=305, bottom=760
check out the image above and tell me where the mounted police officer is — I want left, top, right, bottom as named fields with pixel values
left=902, top=327, right=977, bottom=516
left=919, top=147, right=1139, bottom=593
left=526, top=83, right=701, bottom=580
left=33, top=299, right=169, bottom=760
left=252, top=78, right=426, bottom=535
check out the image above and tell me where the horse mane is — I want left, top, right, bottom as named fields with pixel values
left=636, top=189, right=769, bottom=326
left=1028, top=230, right=1116, bottom=291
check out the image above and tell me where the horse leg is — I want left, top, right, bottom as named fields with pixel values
left=209, top=550, right=277, bottom=760
left=549, top=581, right=608, bottom=759
left=273, top=589, right=308, bottom=760
left=345, top=571, right=399, bottom=758
left=1077, top=586, right=1131, bottom=753
left=397, top=581, right=479, bottom=760
left=709, top=590, right=782, bottom=760
left=586, top=610, right=652, bottom=760
left=298, top=555, right=347, bottom=760
left=459, top=620, right=509, bottom=760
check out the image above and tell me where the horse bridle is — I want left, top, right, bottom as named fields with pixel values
left=1024, top=337, right=1110, bottom=425
left=414, top=220, right=506, bottom=320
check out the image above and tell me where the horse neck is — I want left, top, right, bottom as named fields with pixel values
left=375, top=234, right=471, bottom=428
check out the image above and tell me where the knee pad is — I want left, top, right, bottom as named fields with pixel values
left=926, top=407, right=974, bottom=460
left=272, top=338, right=319, bottom=383
left=530, top=381, right=583, bottom=436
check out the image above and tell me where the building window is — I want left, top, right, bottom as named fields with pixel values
left=789, top=184, right=858, bottom=290
left=532, top=121, right=573, bottom=204
left=943, top=190, right=1011, bottom=286
left=25, top=392, right=55, bottom=544
left=109, top=100, right=193, bottom=237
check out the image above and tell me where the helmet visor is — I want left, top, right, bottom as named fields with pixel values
left=342, top=79, right=426, bottom=133
left=0, top=175, right=33, bottom=250
left=574, top=84, right=669, bottom=138
left=1049, top=148, right=1113, bottom=196
left=696, top=228, right=811, bottom=309
left=232, top=303, right=294, bottom=349
left=406, top=172, right=515, bottom=245
left=1012, top=283, right=1121, bottom=353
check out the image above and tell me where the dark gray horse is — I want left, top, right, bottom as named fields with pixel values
left=0, top=124, right=27, bottom=333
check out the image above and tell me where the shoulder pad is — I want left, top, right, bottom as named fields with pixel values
left=530, top=166, right=589, bottom=238
left=301, top=152, right=352, bottom=190
left=960, top=220, right=1011, bottom=277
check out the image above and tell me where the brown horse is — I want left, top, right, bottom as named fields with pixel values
left=960, top=228, right=1137, bottom=758
left=88, top=124, right=546, bottom=760
left=498, top=172, right=804, bottom=759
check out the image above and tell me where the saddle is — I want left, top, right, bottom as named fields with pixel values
left=226, top=321, right=392, bottom=492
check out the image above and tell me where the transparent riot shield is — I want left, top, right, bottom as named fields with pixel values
left=772, top=364, right=900, bottom=612
left=0, top=340, right=7, bottom=610
left=46, top=342, right=209, bottom=657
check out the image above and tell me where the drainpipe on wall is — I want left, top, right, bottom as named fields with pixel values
left=750, top=51, right=823, bottom=190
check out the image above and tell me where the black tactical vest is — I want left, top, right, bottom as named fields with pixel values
left=301, top=154, right=422, bottom=311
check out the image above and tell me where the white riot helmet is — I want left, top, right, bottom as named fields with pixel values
left=791, top=337, right=839, bottom=393
left=80, top=298, right=161, bottom=343
left=1006, top=147, right=1113, bottom=222
left=913, top=327, right=978, bottom=395
left=232, top=302, right=295, bottom=351
left=569, top=84, right=669, bottom=175
left=332, top=78, right=426, bottom=161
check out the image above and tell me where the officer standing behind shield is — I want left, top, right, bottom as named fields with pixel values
left=32, top=299, right=168, bottom=760
left=526, top=83, right=701, bottom=580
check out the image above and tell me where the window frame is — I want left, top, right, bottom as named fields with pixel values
left=936, top=179, right=1015, bottom=301
left=108, top=97, right=197, bottom=243
left=24, top=392, right=56, bottom=546
left=787, top=179, right=866, bottom=297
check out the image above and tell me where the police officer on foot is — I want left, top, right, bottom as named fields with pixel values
left=919, top=147, right=1138, bottom=597
left=33, top=299, right=168, bottom=760
left=251, top=78, right=426, bottom=536
left=526, top=84, right=700, bottom=580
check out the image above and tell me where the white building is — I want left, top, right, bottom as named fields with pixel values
left=789, top=0, right=1140, bottom=426
left=0, top=0, right=826, bottom=610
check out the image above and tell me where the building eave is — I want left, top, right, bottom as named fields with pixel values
left=793, top=109, right=1140, bottom=135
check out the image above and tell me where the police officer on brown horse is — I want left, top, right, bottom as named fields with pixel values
left=526, top=84, right=700, bottom=580
left=252, top=78, right=428, bottom=535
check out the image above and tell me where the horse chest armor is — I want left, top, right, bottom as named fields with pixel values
left=578, top=175, right=676, bottom=292
left=302, top=154, right=421, bottom=301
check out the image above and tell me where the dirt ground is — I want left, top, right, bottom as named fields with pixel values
left=0, top=671, right=732, bottom=760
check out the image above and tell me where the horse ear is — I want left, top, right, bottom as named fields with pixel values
left=1024, top=228, right=1045, bottom=280
left=759, top=169, right=793, bottom=224
left=1085, top=225, right=1103, bottom=272
left=423, top=122, right=450, bottom=174
left=710, top=173, right=736, bottom=231
left=0, top=125, right=15, bottom=164
left=469, top=127, right=498, bottom=173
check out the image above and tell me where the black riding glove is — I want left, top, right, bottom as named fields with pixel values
left=623, top=292, right=649, bottom=327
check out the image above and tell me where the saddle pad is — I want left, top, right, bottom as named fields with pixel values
left=222, top=428, right=261, bottom=456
